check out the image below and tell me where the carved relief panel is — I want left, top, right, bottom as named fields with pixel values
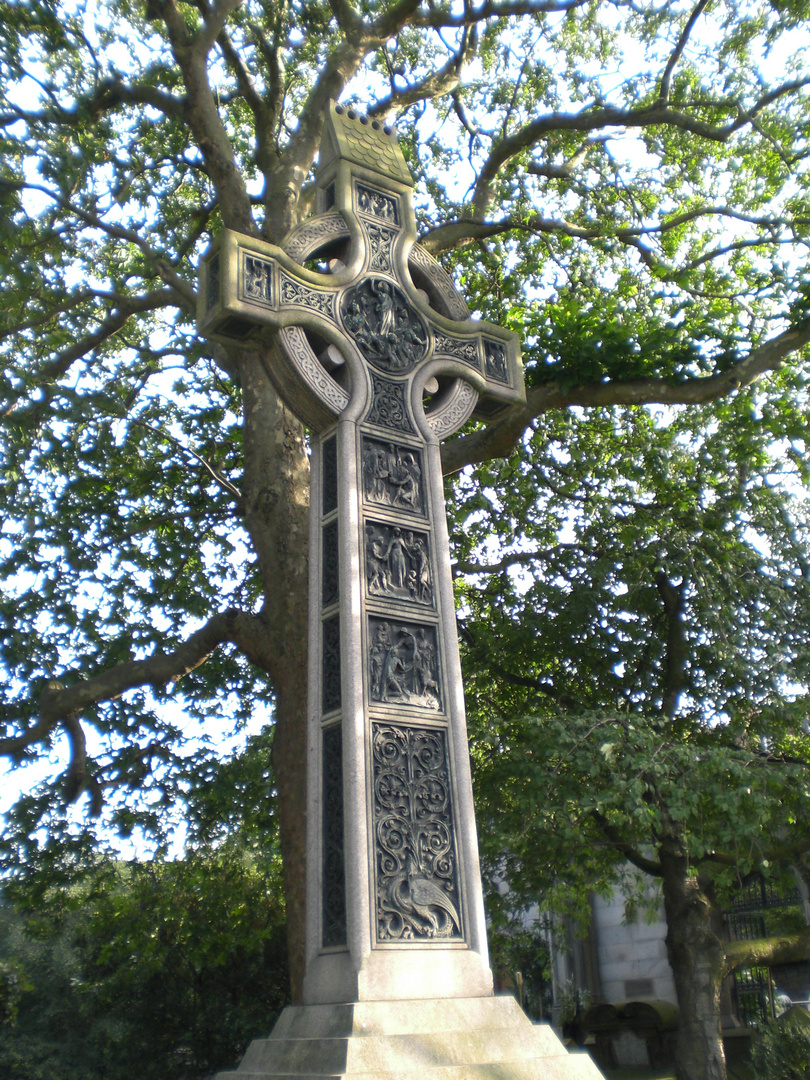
left=368, top=617, right=441, bottom=711
left=365, top=522, right=433, bottom=607
left=341, top=278, right=428, bottom=374
left=361, top=438, right=425, bottom=516
left=364, top=222, right=396, bottom=273
left=280, top=273, right=337, bottom=319
left=484, top=339, right=509, bottom=383
left=241, top=254, right=274, bottom=306
left=372, top=722, right=463, bottom=942
left=367, top=374, right=414, bottom=433
left=322, top=724, right=347, bottom=947
left=355, top=182, right=400, bottom=225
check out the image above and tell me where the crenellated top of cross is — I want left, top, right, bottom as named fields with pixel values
left=198, top=103, right=525, bottom=442
left=316, top=104, right=413, bottom=190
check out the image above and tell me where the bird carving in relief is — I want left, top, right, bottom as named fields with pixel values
left=402, top=854, right=461, bottom=938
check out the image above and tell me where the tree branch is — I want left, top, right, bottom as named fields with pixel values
left=198, top=0, right=243, bottom=55
left=13, top=180, right=196, bottom=309
left=215, top=26, right=267, bottom=123
left=328, top=0, right=363, bottom=42
left=127, top=414, right=243, bottom=504
left=148, top=0, right=256, bottom=234
left=0, top=608, right=272, bottom=805
left=263, top=36, right=372, bottom=238
left=656, top=573, right=687, bottom=719
left=722, top=930, right=810, bottom=978
left=658, top=0, right=710, bottom=105
left=453, top=545, right=580, bottom=575
left=0, top=78, right=184, bottom=128
left=422, top=204, right=810, bottom=258
left=0, top=289, right=181, bottom=419
left=371, top=0, right=426, bottom=40
left=469, top=84, right=810, bottom=220
left=592, top=809, right=663, bottom=876
left=441, top=322, right=810, bottom=474
left=369, top=27, right=477, bottom=120
left=411, top=0, right=588, bottom=29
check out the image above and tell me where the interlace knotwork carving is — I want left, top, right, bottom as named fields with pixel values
left=365, top=222, right=396, bottom=273
left=283, top=211, right=350, bottom=264
left=278, top=326, right=349, bottom=418
left=361, top=438, right=424, bottom=515
left=365, top=522, right=433, bottom=606
left=322, top=614, right=341, bottom=713
left=372, top=722, right=463, bottom=942
left=367, top=374, right=414, bottom=433
left=323, top=519, right=339, bottom=607
left=407, top=245, right=469, bottom=322
left=425, top=379, right=479, bottom=441
left=342, top=278, right=428, bottom=374
left=433, top=332, right=478, bottom=366
left=356, top=183, right=399, bottom=224
left=368, top=618, right=441, bottom=710
left=242, top=255, right=274, bottom=305
left=322, top=434, right=338, bottom=515
left=322, top=724, right=347, bottom=947
left=280, top=273, right=337, bottom=319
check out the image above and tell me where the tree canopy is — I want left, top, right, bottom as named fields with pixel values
left=457, top=396, right=810, bottom=1079
left=3, top=0, right=810, bottom=1040
left=0, top=842, right=288, bottom=1080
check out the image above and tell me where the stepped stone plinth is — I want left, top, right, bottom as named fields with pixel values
left=216, top=997, right=603, bottom=1080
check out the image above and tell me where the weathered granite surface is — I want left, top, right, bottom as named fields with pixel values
left=216, top=997, right=604, bottom=1080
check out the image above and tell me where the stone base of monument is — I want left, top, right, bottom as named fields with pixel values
left=214, top=996, right=604, bottom=1079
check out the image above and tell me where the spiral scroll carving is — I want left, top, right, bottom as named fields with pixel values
left=373, top=723, right=463, bottom=942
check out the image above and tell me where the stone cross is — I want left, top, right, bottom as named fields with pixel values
left=200, top=102, right=525, bottom=1006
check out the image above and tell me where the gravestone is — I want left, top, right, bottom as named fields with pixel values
left=199, top=103, right=603, bottom=1080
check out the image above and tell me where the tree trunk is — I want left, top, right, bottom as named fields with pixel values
left=660, top=837, right=728, bottom=1080
left=239, top=349, right=311, bottom=1003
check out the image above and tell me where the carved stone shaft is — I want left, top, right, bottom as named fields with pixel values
left=199, top=103, right=524, bottom=1004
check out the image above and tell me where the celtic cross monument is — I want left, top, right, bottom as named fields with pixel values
left=199, top=103, right=603, bottom=1080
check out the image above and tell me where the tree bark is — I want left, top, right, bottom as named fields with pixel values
left=723, top=928, right=810, bottom=977
left=239, top=349, right=311, bottom=1004
left=660, top=838, right=728, bottom=1080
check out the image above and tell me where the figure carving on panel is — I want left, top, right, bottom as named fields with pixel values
left=244, top=257, right=270, bottom=301
left=341, top=278, right=427, bottom=373
left=392, top=452, right=420, bottom=509
left=410, top=537, right=431, bottom=603
left=484, top=339, right=508, bottom=382
left=366, top=524, right=389, bottom=595
left=369, top=620, right=440, bottom=709
left=357, top=183, right=399, bottom=223
left=365, top=524, right=433, bottom=605
left=362, top=439, right=424, bottom=514
left=412, top=627, right=438, bottom=699
left=370, top=634, right=386, bottom=700
left=386, top=528, right=409, bottom=589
